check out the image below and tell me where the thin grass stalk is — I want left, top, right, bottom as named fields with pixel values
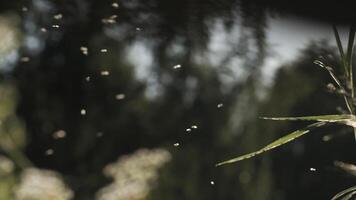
left=333, top=27, right=356, bottom=141
left=333, top=25, right=348, bottom=75
left=345, top=27, right=356, bottom=141
left=347, top=27, right=355, bottom=99
left=325, top=66, right=353, bottom=113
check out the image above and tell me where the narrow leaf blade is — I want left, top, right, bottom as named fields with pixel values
left=331, top=186, right=356, bottom=200
left=346, top=27, right=355, bottom=66
left=216, top=122, right=325, bottom=166
left=333, top=25, right=345, bottom=60
left=261, top=114, right=354, bottom=122
left=262, top=114, right=356, bottom=128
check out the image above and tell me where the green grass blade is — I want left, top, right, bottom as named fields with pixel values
left=333, top=25, right=348, bottom=76
left=346, top=27, right=355, bottom=66
left=334, top=161, right=356, bottom=177
left=261, top=114, right=355, bottom=122
left=347, top=28, right=356, bottom=143
left=263, top=114, right=356, bottom=128
left=216, top=122, right=325, bottom=166
left=342, top=191, right=356, bottom=200
left=346, top=27, right=355, bottom=111
left=331, top=186, right=356, bottom=200
left=333, top=25, right=345, bottom=60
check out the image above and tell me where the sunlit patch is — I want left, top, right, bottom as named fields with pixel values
left=15, top=168, right=73, bottom=199
left=96, top=149, right=171, bottom=200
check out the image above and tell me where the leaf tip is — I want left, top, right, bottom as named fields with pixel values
left=215, top=160, right=233, bottom=167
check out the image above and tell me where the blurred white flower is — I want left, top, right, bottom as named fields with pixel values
left=14, top=168, right=73, bottom=200
left=0, top=155, right=14, bottom=175
left=96, top=148, right=171, bottom=200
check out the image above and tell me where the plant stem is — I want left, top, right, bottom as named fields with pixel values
left=346, top=26, right=356, bottom=141
left=347, top=27, right=355, bottom=100
left=333, top=25, right=348, bottom=75
left=333, top=26, right=356, bottom=141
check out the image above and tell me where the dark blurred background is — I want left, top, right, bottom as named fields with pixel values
left=0, top=0, right=355, bottom=199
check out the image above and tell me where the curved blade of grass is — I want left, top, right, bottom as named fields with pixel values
left=216, top=122, right=325, bottom=166
left=346, top=27, right=355, bottom=111
left=334, top=161, right=356, bottom=177
left=331, top=186, right=356, bottom=200
left=333, top=25, right=345, bottom=60
left=346, top=27, right=355, bottom=68
left=261, top=114, right=355, bottom=122
left=333, top=25, right=348, bottom=76
left=343, top=191, right=356, bottom=200
left=262, top=114, right=356, bottom=128
left=346, top=26, right=356, bottom=142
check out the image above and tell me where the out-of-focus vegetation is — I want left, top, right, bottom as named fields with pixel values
left=96, top=148, right=171, bottom=200
left=0, top=0, right=355, bottom=199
